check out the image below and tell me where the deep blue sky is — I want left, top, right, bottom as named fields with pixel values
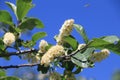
left=0, top=0, right=120, bottom=80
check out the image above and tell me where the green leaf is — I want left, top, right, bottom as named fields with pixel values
left=0, top=39, right=5, bottom=51
left=73, top=24, right=89, bottom=43
left=22, top=40, right=35, bottom=48
left=16, top=0, right=33, bottom=20
left=0, top=69, right=6, bottom=77
left=0, top=10, right=13, bottom=26
left=0, top=76, right=20, bottom=80
left=63, top=35, right=78, bottom=50
left=73, top=67, right=82, bottom=74
left=101, top=35, right=119, bottom=43
left=32, top=32, right=47, bottom=42
left=37, top=64, right=49, bottom=74
left=71, top=48, right=94, bottom=68
left=89, top=38, right=120, bottom=55
left=18, top=18, right=44, bottom=31
left=61, top=61, right=75, bottom=71
left=5, top=2, right=17, bottom=17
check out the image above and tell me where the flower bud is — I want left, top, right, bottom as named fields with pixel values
left=3, top=32, right=15, bottom=46
left=39, top=40, right=48, bottom=53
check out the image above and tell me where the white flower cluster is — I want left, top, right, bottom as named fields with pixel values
left=3, top=32, right=15, bottom=46
left=49, top=72, right=61, bottom=80
left=57, top=19, right=74, bottom=45
left=90, top=49, right=110, bottom=62
left=38, top=40, right=48, bottom=53
left=41, top=45, right=64, bottom=67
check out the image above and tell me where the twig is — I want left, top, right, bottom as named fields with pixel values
left=0, top=48, right=38, bottom=57
left=60, top=43, right=89, bottom=58
left=0, top=63, right=39, bottom=69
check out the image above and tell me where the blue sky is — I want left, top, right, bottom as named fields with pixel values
left=1, top=0, right=120, bottom=80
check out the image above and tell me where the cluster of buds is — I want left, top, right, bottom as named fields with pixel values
left=90, top=49, right=110, bottom=62
left=56, top=19, right=74, bottom=45
left=3, top=32, right=15, bottom=46
left=41, top=45, right=65, bottom=67
left=49, top=72, right=61, bottom=80
left=38, top=40, right=48, bottom=53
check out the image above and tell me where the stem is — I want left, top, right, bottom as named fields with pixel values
left=0, top=48, right=38, bottom=57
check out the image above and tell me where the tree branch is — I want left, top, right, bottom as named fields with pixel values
left=0, top=48, right=38, bottom=57
left=0, top=63, right=39, bottom=69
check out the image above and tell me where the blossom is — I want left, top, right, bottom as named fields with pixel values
left=90, top=49, right=110, bottom=62
left=3, top=32, right=15, bottom=46
left=41, top=45, right=64, bottom=67
left=56, top=19, right=74, bottom=45
left=38, top=40, right=48, bottom=53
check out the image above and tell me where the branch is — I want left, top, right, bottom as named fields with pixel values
left=0, top=63, right=39, bottom=69
left=60, top=43, right=89, bottom=58
left=0, top=48, right=38, bottom=57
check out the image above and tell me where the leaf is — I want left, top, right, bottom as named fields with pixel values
left=73, top=67, right=82, bottom=74
left=16, top=0, right=33, bottom=20
left=61, top=61, right=75, bottom=71
left=71, top=48, right=94, bottom=68
left=37, top=64, right=49, bottom=74
left=5, top=2, right=17, bottom=17
left=0, top=69, right=6, bottom=77
left=0, top=10, right=13, bottom=26
left=0, top=39, right=5, bottom=51
left=73, top=24, right=89, bottom=43
left=101, top=35, right=119, bottom=43
left=63, top=35, right=78, bottom=50
left=22, top=40, right=35, bottom=48
left=18, top=18, right=44, bottom=31
left=0, top=76, right=20, bottom=80
left=32, top=32, right=47, bottom=42
left=89, top=38, right=120, bottom=55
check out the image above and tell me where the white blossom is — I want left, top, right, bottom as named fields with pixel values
left=3, top=32, right=15, bottom=46
left=57, top=19, right=74, bottom=45
left=38, top=40, right=48, bottom=53
left=90, top=49, right=110, bottom=62
left=41, top=45, right=64, bottom=67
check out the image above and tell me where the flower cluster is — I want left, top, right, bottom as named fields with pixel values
left=3, top=32, right=15, bottom=46
left=56, top=19, right=74, bottom=45
left=41, top=45, right=64, bottom=67
left=38, top=40, right=48, bottom=53
left=90, top=49, right=110, bottom=62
